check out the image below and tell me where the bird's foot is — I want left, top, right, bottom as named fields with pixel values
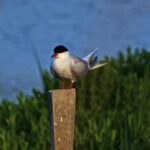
left=59, top=80, right=66, bottom=89
left=59, top=80, right=74, bottom=89
left=69, top=80, right=74, bottom=89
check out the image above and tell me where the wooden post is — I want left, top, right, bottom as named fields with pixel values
left=48, top=89, right=76, bottom=150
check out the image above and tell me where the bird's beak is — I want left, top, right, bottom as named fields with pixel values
left=51, top=54, right=55, bottom=58
left=51, top=53, right=58, bottom=58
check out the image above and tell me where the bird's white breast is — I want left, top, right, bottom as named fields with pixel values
left=52, top=58, right=73, bottom=80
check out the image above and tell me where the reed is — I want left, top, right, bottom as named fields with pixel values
left=0, top=48, right=150, bottom=150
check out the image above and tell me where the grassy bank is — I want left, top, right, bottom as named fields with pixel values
left=0, top=47, right=150, bottom=150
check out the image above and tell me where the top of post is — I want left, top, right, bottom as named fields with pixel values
left=49, top=88, right=76, bottom=95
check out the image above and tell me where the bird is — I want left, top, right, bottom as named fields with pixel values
left=50, top=45, right=107, bottom=89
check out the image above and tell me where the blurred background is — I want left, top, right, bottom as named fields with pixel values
left=0, top=0, right=150, bottom=100
left=0, top=1, right=150, bottom=149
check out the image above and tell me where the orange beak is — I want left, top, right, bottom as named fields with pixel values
left=51, top=53, right=58, bottom=58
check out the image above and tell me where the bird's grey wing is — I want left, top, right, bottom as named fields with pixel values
left=70, top=55, right=89, bottom=79
left=50, top=64, right=60, bottom=79
left=83, top=48, right=98, bottom=62
left=83, top=48, right=98, bottom=68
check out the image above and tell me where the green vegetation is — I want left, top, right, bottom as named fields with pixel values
left=0, top=47, right=150, bottom=150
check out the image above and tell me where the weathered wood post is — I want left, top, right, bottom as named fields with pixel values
left=48, top=89, right=76, bottom=150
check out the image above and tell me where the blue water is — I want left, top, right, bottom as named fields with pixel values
left=0, top=0, right=150, bottom=100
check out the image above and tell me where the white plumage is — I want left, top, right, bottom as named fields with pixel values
left=50, top=45, right=107, bottom=88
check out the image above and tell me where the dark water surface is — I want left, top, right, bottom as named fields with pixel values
left=0, top=0, right=150, bottom=100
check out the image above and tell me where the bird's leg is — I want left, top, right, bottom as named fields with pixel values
left=62, top=79, right=66, bottom=89
left=60, top=80, right=63, bottom=89
left=59, top=81, right=62, bottom=89
left=60, top=79, right=65, bottom=89
left=69, top=80, right=74, bottom=89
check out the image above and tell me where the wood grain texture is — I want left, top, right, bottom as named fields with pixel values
left=49, top=89, right=76, bottom=150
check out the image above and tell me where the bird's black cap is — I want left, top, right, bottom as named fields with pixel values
left=54, top=45, right=68, bottom=54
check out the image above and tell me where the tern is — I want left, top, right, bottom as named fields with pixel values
left=50, top=45, right=107, bottom=89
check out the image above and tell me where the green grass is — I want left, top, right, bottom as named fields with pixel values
left=0, top=47, right=150, bottom=150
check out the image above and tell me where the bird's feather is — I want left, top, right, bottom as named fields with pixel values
left=83, top=48, right=108, bottom=70
left=83, top=48, right=99, bottom=68
left=83, top=48, right=99, bottom=62
left=70, top=55, right=89, bottom=79
left=50, top=65, right=60, bottom=78
left=90, top=63, right=108, bottom=70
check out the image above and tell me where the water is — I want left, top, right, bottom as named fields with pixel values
left=0, top=0, right=150, bottom=100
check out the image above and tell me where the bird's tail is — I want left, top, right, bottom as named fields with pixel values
left=83, top=48, right=107, bottom=70
left=90, top=63, right=108, bottom=70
